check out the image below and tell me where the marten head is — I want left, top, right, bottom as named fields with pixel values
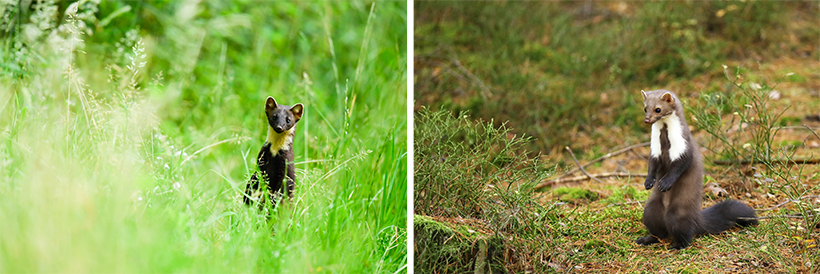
left=265, top=96, right=303, bottom=133
left=641, top=90, right=680, bottom=124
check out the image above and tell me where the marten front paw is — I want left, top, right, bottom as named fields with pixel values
left=644, top=178, right=655, bottom=190
left=657, top=177, right=675, bottom=192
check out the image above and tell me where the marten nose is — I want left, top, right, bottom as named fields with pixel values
left=274, top=126, right=284, bottom=132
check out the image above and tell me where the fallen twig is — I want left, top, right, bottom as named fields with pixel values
left=739, top=214, right=817, bottom=220
left=565, top=146, right=603, bottom=184
left=805, top=124, right=820, bottom=142
left=712, top=158, right=820, bottom=166
left=758, top=195, right=820, bottom=212
left=535, top=172, right=648, bottom=190
left=559, top=142, right=650, bottom=178
left=416, top=46, right=492, bottom=100
left=606, top=200, right=646, bottom=207
left=771, top=126, right=820, bottom=131
left=447, top=51, right=492, bottom=100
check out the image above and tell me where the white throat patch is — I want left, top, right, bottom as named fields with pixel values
left=266, top=126, right=294, bottom=156
left=650, top=111, right=688, bottom=161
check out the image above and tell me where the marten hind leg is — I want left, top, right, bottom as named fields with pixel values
left=635, top=235, right=661, bottom=245
left=244, top=173, right=261, bottom=205
left=666, top=209, right=697, bottom=250
left=637, top=197, right=667, bottom=245
left=286, top=162, right=296, bottom=199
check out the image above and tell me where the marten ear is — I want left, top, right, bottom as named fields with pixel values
left=661, top=92, right=674, bottom=104
left=291, top=103, right=304, bottom=121
left=641, top=90, right=647, bottom=100
left=265, top=97, right=277, bottom=112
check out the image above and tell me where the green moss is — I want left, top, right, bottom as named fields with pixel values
left=777, top=116, right=802, bottom=127
left=553, top=187, right=599, bottom=203
left=778, top=140, right=803, bottom=150
left=414, top=215, right=505, bottom=274
left=604, top=185, right=644, bottom=204
left=786, top=73, right=807, bottom=83
left=584, top=239, right=618, bottom=254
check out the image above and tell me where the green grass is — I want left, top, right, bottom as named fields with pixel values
left=0, top=1, right=406, bottom=272
left=415, top=1, right=818, bottom=153
left=414, top=108, right=820, bottom=273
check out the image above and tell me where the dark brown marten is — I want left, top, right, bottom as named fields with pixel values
left=637, top=89, right=757, bottom=250
left=243, top=96, right=303, bottom=209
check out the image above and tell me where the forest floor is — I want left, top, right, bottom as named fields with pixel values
left=414, top=2, right=819, bottom=271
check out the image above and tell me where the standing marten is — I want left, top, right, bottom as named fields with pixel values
left=244, top=96, right=303, bottom=209
left=637, top=89, right=757, bottom=250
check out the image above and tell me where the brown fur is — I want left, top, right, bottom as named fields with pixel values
left=637, top=90, right=757, bottom=250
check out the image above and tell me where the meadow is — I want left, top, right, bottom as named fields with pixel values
left=0, top=1, right=406, bottom=272
left=415, top=1, right=819, bottom=273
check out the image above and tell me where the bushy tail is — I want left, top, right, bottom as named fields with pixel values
left=699, top=200, right=758, bottom=235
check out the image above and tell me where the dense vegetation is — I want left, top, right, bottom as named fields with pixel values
left=0, top=1, right=407, bottom=272
left=415, top=1, right=818, bottom=153
left=415, top=1, right=819, bottom=273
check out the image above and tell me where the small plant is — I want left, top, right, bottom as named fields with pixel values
left=692, top=66, right=790, bottom=166
left=414, top=108, right=550, bottom=222
left=692, top=66, right=819, bottom=243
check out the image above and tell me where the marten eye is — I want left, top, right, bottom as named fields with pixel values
left=654, top=108, right=661, bottom=113
left=286, top=117, right=292, bottom=123
left=644, top=107, right=646, bottom=113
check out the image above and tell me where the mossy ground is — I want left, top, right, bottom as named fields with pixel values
left=415, top=2, right=819, bottom=273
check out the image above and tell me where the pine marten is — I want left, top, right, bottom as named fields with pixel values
left=637, top=89, right=757, bottom=250
left=243, top=96, right=303, bottom=209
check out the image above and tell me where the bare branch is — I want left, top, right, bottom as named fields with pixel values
left=606, top=200, right=645, bottom=207
left=757, top=195, right=820, bottom=212
left=559, top=142, right=650, bottom=178
left=565, top=146, right=602, bottom=184
left=739, top=214, right=816, bottom=220
left=535, top=172, right=648, bottom=190
left=805, top=124, right=820, bottom=142
left=712, top=158, right=820, bottom=166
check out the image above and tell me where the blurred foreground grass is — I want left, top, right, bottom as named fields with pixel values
left=0, top=1, right=406, bottom=272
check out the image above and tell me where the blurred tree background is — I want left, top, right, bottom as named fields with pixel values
left=415, top=1, right=818, bottom=158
